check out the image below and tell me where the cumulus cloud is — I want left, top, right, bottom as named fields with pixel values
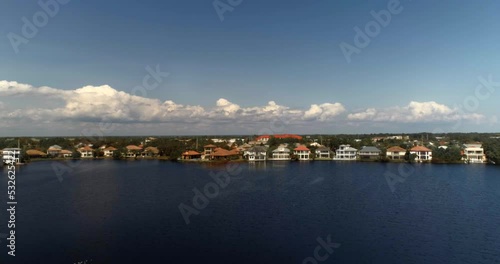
left=347, top=101, right=484, bottom=122
left=0, top=80, right=344, bottom=125
left=303, top=103, right=346, bottom=121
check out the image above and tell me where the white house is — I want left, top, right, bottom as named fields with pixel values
left=244, top=146, right=267, bottom=161
left=386, top=146, right=406, bottom=160
left=2, top=148, right=21, bottom=164
left=410, top=146, right=432, bottom=162
left=78, top=146, right=94, bottom=158
left=463, top=143, right=486, bottom=163
left=271, top=146, right=291, bottom=160
left=315, top=146, right=331, bottom=159
left=294, top=145, right=311, bottom=160
left=334, top=145, right=357, bottom=160
left=103, top=146, right=118, bottom=157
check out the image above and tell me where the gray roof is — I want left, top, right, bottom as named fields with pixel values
left=248, top=146, right=268, bottom=152
left=359, top=146, right=381, bottom=153
left=316, top=146, right=330, bottom=151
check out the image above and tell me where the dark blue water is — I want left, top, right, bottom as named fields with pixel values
left=1, top=160, right=500, bottom=263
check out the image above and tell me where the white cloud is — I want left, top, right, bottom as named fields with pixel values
left=348, top=101, right=485, bottom=122
left=0, top=80, right=344, bottom=126
left=303, top=103, right=346, bottom=121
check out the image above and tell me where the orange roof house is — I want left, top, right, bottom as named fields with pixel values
left=182, top=150, right=202, bottom=160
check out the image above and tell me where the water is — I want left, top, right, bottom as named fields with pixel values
left=1, top=160, right=500, bottom=263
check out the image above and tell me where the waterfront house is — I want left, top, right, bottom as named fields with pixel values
left=333, top=145, right=357, bottom=160
left=125, top=145, right=142, bottom=158
left=210, top=148, right=239, bottom=160
left=203, top=144, right=217, bottom=159
left=181, top=150, right=202, bottom=160
left=386, top=146, right=407, bottom=160
left=103, top=146, right=118, bottom=157
left=26, top=149, right=48, bottom=158
left=359, top=146, right=381, bottom=160
left=410, top=146, right=432, bottom=162
left=47, top=145, right=62, bottom=156
left=60, top=149, right=73, bottom=158
left=463, top=143, right=486, bottom=163
left=2, top=148, right=21, bottom=164
left=315, top=146, right=332, bottom=159
left=143, top=146, right=160, bottom=157
left=244, top=146, right=267, bottom=161
left=271, top=146, right=291, bottom=160
left=294, top=145, right=311, bottom=160
left=78, top=146, right=94, bottom=158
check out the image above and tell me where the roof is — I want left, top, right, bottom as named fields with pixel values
left=144, top=146, right=159, bottom=153
left=204, top=144, right=217, bottom=148
left=60, top=150, right=73, bottom=154
left=104, top=146, right=117, bottom=151
left=294, top=145, right=310, bottom=151
left=182, top=150, right=201, bottom=156
left=387, top=146, right=406, bottom=152
left=359, top=146, right=381, bottom=152
left=79, top=146, right=93, bottom=151
left=49, top=145, right=62, bottom=150
left=247, top=146, right=268, bottom=152
left=26, top=149, right=47, bottom=156
left=411, top=146, right=431, bottom=152
left=273, top=147, right=290, bottom=152
left=316, top=146, right=330, bottom=151
left=126, top=145, right=142, bottom=150
left=211, top=148, right=239, bottom=157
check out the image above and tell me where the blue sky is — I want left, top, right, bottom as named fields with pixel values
left=0, top=0, right=499, bottom=136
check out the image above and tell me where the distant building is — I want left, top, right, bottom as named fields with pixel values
left=244, top=146, right=267, bottom=161
left=294, top=145, right=311, bottom=160
left=386, top=146, right=406, bottom=160
left=181, top=150, right=202, bottom=160
left=271, top=146, right=291, bottom=160
left=315, top=146, right=331, bottom=159
left=463, top=143, right=486, bottom=163
left=78, top=146, right=94, bottom=158
left=410, top=146, right=432, bottom=162
left=47, top=145, right=62, bottom=156
left=103, top=147, right=118, bottom=157
left=334, top=145, right=357, bottom=160
left=359, top=146, right=381, bottom=160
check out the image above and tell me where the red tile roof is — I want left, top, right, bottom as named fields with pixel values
left=294, top=145, right=310, bottom=151
left=182, top=150, right=201, bottom=156
left=204, top=144, right=217, bottom=148
left=126, top=145, right=142, bottom=150
left=411, top=146, right=431, bottom=152
left=387, top=146, right=406, bottom=152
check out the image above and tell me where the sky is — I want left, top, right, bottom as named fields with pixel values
left=0, top=0, right=499, bottom=136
